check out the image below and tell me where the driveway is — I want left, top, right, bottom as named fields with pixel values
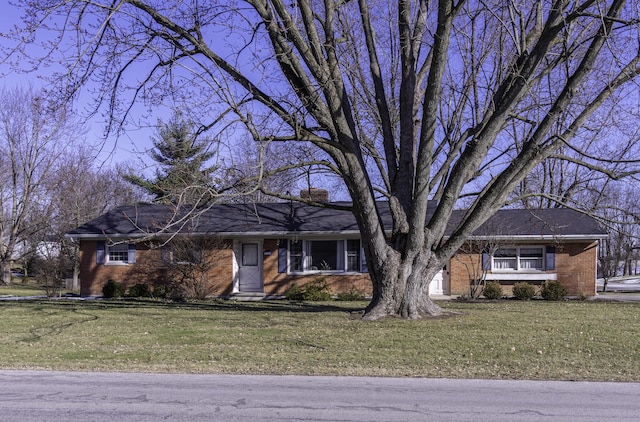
left=597, top=276, right=640, bottom=293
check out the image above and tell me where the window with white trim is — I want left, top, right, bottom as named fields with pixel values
left=288, top=239, right=365, bottom=273
left=290, top=240, right=303, bottom=272
left=308, top=240, right=339, bottom=270
left=492, top=246, right=544, bottom=271
left=107, top=243, right=130, bottom=264
left=346, top=239, right=361, bottom=272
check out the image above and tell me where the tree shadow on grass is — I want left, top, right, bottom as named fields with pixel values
left=7, top=297, right=367, bottom=315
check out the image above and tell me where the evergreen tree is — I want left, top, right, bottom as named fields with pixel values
left=124, top=111, right=217, bottom=205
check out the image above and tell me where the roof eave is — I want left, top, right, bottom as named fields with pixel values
left=65, top=230, right=365, bottom=240
left=467, top=234, right=608, bottom=241
left=67, top=232, right=607, bottom=241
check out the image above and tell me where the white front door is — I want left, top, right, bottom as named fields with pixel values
left=237, top=242, right=263, bottom=292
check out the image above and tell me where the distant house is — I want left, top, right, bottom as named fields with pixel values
left=65, top=196, right=607, bottom=298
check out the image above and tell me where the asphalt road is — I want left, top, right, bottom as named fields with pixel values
left=1, top=370, right=639, bottom=421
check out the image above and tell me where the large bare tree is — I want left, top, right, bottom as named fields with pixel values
left=0, top=86, right=76, bottom=284
left=47, top=147, right=146, bottom=290
left=6, top=1, right=640, bottom=318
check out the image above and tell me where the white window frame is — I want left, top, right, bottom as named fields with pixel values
left=492, top=246, right=545, bottom=272
left=288, top=239, right=365, bottom=274
left=346, top=239, right=362, bottom=273
left=106, top=243, right=130, bottom=265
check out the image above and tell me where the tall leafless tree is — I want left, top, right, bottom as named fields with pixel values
left=43, top=147, right=145, bottom=290
left=0, top=86, right=78, bottom=285
left=5, top=1, right=640, bottom=318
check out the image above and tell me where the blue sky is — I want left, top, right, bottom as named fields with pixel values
left=0, top=1, right=156, bottom=171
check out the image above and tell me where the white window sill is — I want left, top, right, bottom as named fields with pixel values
left=288, top=270, right=365, bottom=276
left=486, top=273, right=557, bottom=281
left=104, top=261, right=130, bottom=266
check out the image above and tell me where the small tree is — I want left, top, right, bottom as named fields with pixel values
left=455, top=236, right=502, bottom=299
left=162, top=235, right=227, bottom=300
left=32, top=256, right=67, bottom=297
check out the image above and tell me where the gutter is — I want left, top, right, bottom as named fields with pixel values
left=65, top=231, right=608, bottom=242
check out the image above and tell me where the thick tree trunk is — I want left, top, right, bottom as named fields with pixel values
left=0, top=262, right=11, bottom=285
left=362, top=247, right=448, bottom=320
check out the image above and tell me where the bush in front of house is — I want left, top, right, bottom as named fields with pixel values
left=541, top=280, right=567, bottom=301
left=285, top=277, right=332, bottom=301
left=512, top=282, right=536, bottom=300
left=153, top=284, right=171, bottom=299
left=284, top=284, right=305, bottom=301
left=128, top=283, right=151, bottom=298
left=483, top=281, right=503, bottom=300
left=336, top=287, right=366, bottom=301
left=102, top=279, right=125, bottom=298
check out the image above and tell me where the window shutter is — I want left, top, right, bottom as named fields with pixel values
left=128, top=244, right=137, bottom=264
left=278, top=240, right=287, bottom=273
left=482, top=252, right=490, bottom=270
left=96, top=241, right=105, bottom=264
left=545, top=246, right=556, bottom=270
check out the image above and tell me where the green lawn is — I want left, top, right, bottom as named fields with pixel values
left=0, top=280, right=71, bottom=298
left=0, top=298, right=638, bottom=381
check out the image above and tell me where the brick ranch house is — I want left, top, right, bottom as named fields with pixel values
left=65, top=199, right=607, bottom=298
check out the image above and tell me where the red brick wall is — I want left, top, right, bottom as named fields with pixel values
left=261, top=239, right=372, bottom=296
left=79, top=239, right=372, bottom=297
left=80, top=238, right=598, bottom=298
left=554, top=242, right=598, bottom=296
left=79, top=240, right=235, bottom=296
left=448, top=241, right=598, bottom=297
left=449, top=250, right=483, bottom=296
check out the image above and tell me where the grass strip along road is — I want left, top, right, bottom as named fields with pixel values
left=0, top=299, right=638, bottom=381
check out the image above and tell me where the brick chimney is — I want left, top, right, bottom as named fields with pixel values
left=300, top=188, right=329, bottom=202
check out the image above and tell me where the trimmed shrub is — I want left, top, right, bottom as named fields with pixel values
left=483, top=281, right=503, bottom=300
left=153, top=284, right=171, bottom=299
left=102, top=279, right=125, bottom=298
left=284, top=277, right=332, bottom=301
left=302, top=278, right=332, bottom=301
left=128, top=283, right=151, bottom=298
left=512, top=282, right=536, bottom=300
left=541, top=280, right=567, bottom=301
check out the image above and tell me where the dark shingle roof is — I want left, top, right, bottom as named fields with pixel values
left=66, top=202, right=607, bottom=240
left=473, top=208, right=606, bottom=238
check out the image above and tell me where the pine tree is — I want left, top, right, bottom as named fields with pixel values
left=124, top=111, right=217, bottom=205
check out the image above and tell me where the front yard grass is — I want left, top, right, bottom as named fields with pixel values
left=0, top=299, right=638, bottom=381
left=0, top=280, right=71, bottom=298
